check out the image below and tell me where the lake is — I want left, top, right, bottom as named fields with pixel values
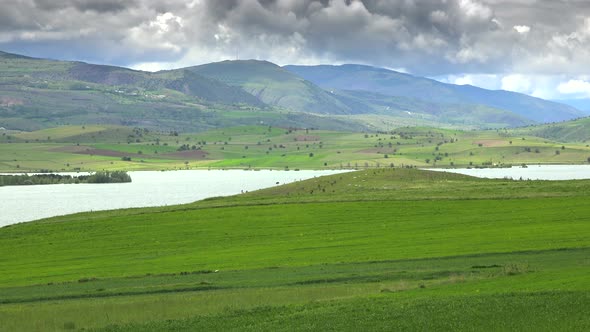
left=426, top=164, right=590, bottom=180
left=0, top=170, right=348, bottom=227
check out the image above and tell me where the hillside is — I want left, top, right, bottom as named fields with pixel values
left=511, top=116, right=590, bottom=142
left=0, top=51, right=370, bottom=132
left=554, top=99, right=590, bottom=113
left=188, top=60, right=353, bottom=115
left=1, top=169, right=589, bottom=330
left=68, top=63, right=265, bottom=106
left=285, top=64, right=584, bottom=124
left=0, top=51, right=261, bottom=105
left=0, top=51, right=269, bottom=131
left=334, top=89, right=531, bottom=128
left=1, top=50, right=587, bottom=132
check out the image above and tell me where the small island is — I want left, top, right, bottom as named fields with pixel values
left=0, top=171, right=131, bottom=187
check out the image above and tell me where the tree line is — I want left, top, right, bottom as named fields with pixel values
left=0, top=171, right=131, bottom=186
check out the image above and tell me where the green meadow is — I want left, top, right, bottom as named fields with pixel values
left=1, top=124, right=589, bottom=172
left=0, top=169, right=589, bottom=331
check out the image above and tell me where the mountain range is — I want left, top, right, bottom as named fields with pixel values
left=285, top=64, right=585, bottom=123
left=0, top=50, right=587, bottom=132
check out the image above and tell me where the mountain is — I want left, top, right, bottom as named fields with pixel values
left=0, top=51, right=369, bottom=131
left=511, top=116, right=590, bottom=142
left=1, top=50, right=584, bottom=133
left=285, top=64, right=584, bottom=124
left=0, top=52, right=263, bottom=106
left=187, top=60, right=353, bottom=115
left=332, top=89, right=531, bottom=128
left=553, top=99, right=590, bottom=114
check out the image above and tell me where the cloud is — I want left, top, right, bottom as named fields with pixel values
left=33, top=0, right=135, bottom=13
left=436, top=73, right=590, bottom=100
left=558, top=79, right=590, bottom=98
left=513, top=25, right=530, bottom=34
left=440, top=74, right=501, bottom=90
left=0, top=0, right=590, bottom=99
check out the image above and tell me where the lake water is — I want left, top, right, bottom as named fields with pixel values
left=0, top=170, right=348, bottom=227
left=426, top=164, right=590, bottom=180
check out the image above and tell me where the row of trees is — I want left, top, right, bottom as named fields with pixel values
left=77, top=171, right=132, bottom=183
left=0, top=171, right=131, bottom=186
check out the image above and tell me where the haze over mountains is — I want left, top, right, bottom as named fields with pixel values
left=0, top=50, right=587, bottom=132
left=285, top=64, right=585, bottom=123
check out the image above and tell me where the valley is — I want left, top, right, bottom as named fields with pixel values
left=1, top=124, right=589, bottom=173
left=1, top=46, right=590, bottom=332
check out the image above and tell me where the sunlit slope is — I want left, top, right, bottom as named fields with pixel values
left=0, top=168, right=589, bottom=331
left=189, top=60, right=354, bottom=115
left=1, top=168, right=589, bottom=285
left=511, top=116, right=590, bottom=142
left=0, top=51, right=274, bottom=131
left=2, top=125, right=590, bottom=172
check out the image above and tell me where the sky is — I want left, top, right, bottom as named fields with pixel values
left=1, top=0, right=590, bottom=100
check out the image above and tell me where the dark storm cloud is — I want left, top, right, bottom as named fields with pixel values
left=1, top=0, right=590, bottom=98
left=32, top=0, right=136, bottom=13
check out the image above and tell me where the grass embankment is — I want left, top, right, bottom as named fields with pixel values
left=1, top=124, right=589, bottom=172
left=0, top=169, right=589, bottom=331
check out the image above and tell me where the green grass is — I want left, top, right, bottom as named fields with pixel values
left=513, top=116, right=590, bottom=142
left=95, top=291, right=590, bottom=332
left=2, top=125, right=590, bottom=172
left=0, top=168, right=589, bottom=331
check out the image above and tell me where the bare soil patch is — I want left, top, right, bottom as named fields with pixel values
left=75, top=149, right=130, bottom=157
left=0, top=97, right=24, bottom=107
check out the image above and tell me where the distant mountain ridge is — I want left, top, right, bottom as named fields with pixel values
left=284, top=64, right=584, bottom=124
left=187, top=60, right=353, bottom=115
left=554, top=99, right=590, bottom=113
left=0, top=50, right=586, bottom=132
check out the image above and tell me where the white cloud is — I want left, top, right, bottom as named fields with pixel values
left=557, top=79, right=590, bottom=98
left=501, top=74, right=531, bottom=92
left=437, top=74, right=501, bottom=90
left=454, top=76, right=474, bottom=85
left=513, top=25, right=530, bottom=34
left=459, top=0, right=493, bottom=20
left=125, top=11, right=187, bottom=54
left=435, top=73, right=589, bottom=100
left=130, top=61, right=176, bottom=72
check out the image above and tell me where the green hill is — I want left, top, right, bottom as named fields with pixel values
left=0, top=51, right=370, bottom=132
left=0, top=51, right=267, bottom=131
left=285, top=64, right=584, bottom=124
left=0, top=169, right=589, bottom=330
left=1, top=50, right=587, bottom=133
left=188, top=60, right=354, bottom=115
left=511, top=116, right=590, bottom=142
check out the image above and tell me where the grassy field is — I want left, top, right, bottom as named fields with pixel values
left=0, top=169, right=589, bottom=331
left=1, top=124, right=589, bottom=172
